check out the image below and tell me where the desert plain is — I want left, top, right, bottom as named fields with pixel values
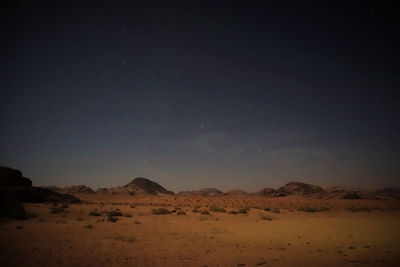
left=1, top=193, right=400, bottom=267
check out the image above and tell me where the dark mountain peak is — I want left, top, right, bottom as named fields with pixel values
left=278, top=181, right=323, bottom=195
left=124, top=177, right=174, bottom=195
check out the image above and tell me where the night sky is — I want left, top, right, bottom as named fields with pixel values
left=1, top=1, right=399, bottom=192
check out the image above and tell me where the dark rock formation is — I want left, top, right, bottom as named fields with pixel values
left=257, top=187, right=279, bottom=196
left=0, top=166, right=81, bottom=220
left=374, top=188, right=400, bottom=199
left=61, top=185, right=95, bottom=194
left=124, top=177, right=174, bottom=195
left=0, top=188, right=27, bottom=219
left=0, top=166, right=32, bottom=187
left=178, top=188, right=223, bottom=196
left=323, top=187, right=363, bottom=199
left=277, top=181, right=323, bottom=196
left=40, top=186, right=62, bottom=192
left=96, top=187, right=109, bottom=194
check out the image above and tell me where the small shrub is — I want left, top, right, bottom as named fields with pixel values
left=210, top=205, right=226, bottom=212
left=192, top=208, right=199, bottom=213
left=229, top=211, right=238, bottom=214
left=299, top=206, right=330, bottom=212
left=76, top=218, right=84, bottom=221
left=124, top=213, right=132, bottom=218
left=49, top=206, right=65, bottom=214
left=260, top=214, right=274, bottom=221
left=177, top=211, right=186, bottom=215
left=302, top=207, right=318, bottom=212
left=200, top=209, right=210, bottom=215
left=264, top=207, right=271, bottom=211
left=108, top=211, right=123, bottom=216
left=130, top=204, right=136, bottom=208
left=346, top=207, right=371, bottom=212
left=107, top=215, right=118, bottom=222
left=238, top=208, right=249, bottom=214
left=151, top=208, right=171, bottom=215
left=85, top=224, right=93, bottom=229
left=134, top=220, right=141, bottom=224
left=89, top=211, right=101, bottom=216
left=272, top=208, right=280, bottom=214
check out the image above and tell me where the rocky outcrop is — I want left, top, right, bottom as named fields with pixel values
left=61, top=185, right=95, bottom=194
left=124, top=177, right=174, bottom=195
left=257, top=182, right=323, bottom=197
left=257, top=187, right=279, bottom=196
left=277, top=181, right=323, bottom=196
left=0, top=166, right=81, bottom=220
left=373, top=188, right=400, bottom=199
left=322, top=187, right=363, bottom=199
left=178, top=188, right=223, bottom=196
left=96, top=187, right=109, bottom=194
left=0, top=166, right=32, bottom=187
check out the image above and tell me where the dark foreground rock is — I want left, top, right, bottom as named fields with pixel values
left=0, top=166, right=81, bottom=220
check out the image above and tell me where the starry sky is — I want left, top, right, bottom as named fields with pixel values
left=1, top=1, right=399, bottom=192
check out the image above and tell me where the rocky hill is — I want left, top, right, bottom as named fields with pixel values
left=124, top=177, right=174, bottom=195
left=0, top=166, right=81, bottom=219
left=95, top=178, right=174, bottom=195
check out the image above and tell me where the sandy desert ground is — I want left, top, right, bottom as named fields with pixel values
left=1, top=195, right=400, bottom=267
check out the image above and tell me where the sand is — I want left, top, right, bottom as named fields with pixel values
left=1, top=195, right=399, bottom=266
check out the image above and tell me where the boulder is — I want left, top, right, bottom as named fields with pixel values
left=0, top=166, right=32, bottom=187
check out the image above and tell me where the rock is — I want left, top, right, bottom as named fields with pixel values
left=61, top=185, right=95, bottom=194
left=0, top=188, right=27, bottom=219
left=8, top=186, right=81, bottom=204
left=40, top=186, right=62, bottom=192
left=257, top=187, right=277, bottom=196
left=373, top=188, right=400, bottom=199
left=123, top=177, right=174, bottom=195
left=96, top=187, right=109, bottom=194
left=0, top=166, right=32, bottom=187
left=277, top=181, right=323, bottom=196
left=0, top=166, right=81, bottom=220
left=324, top=187, right=363, bottom=199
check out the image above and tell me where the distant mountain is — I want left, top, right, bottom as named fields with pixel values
left=96, top=187, right=109, bottom=194
left=95, top=177, right=174, bottom=195
left=323, top=186, right=362, bottom=199
left=373, top=188, right=400, bottom=199
left=257, top=182, right=323, bottom=197
left=224, top=189, right=247, bottom=195
left=178, top=188, right=223, bottom=196
left=123, top=177, right=174, bottom=195
left=257, top=187, right=280, bottom=196
left=277, top=181, right=324, bottom=196
left=61, top=185, right=95, bottom=194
